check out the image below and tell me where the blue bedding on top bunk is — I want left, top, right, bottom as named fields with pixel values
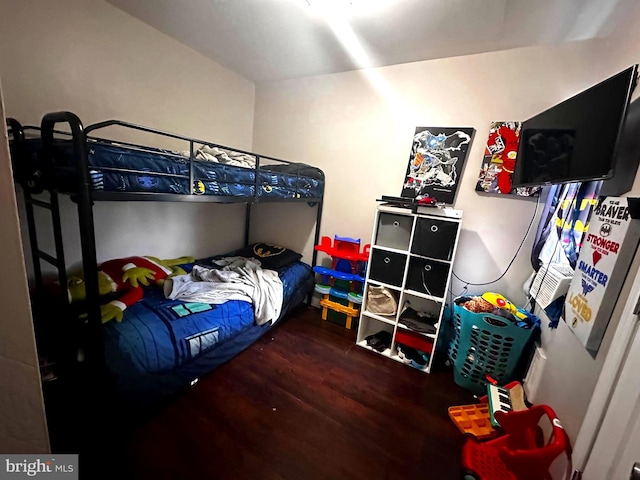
left=102, top=259, right=313, bottom=401
left=24, top=138, right=324, bottom=198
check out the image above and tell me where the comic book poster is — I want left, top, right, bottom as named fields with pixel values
left=401, top=127, right=474, bottom=205
left=475, top=121, right=541, bottom=197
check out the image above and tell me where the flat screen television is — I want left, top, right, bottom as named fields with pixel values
left=512, top=65, right=638, bottom=188
left=600, top=97, right=640, bottom=196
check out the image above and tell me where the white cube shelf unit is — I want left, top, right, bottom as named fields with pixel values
left=356, top=204, right=463, bottom=373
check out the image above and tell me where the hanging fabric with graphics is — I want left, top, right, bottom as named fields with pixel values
left=530, top=181, right=602, bottom=328
left=531, top=181, right=602, bottom=270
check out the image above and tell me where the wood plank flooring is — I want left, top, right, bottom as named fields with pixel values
left=127, top=307, right=474, bottom=480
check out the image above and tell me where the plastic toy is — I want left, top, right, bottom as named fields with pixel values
left=448, top=404, right=496, bottom=440
left=461, top=404, right=571, bottom=480
left=481, top=292, right=541, bottom=327
left=416, top=195, right=438, bottom=206
left=481, top=292, right=525, bottom=318
left=313, top=235, right=370, bottom=329
left=449, top=381, right=526, bottom=444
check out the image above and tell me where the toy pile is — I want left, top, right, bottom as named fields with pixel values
left=457, top=292, right=540, bottom=329
left=313, top=235, right=369, bottom=330
left=449, top=383, right=572, bottom=480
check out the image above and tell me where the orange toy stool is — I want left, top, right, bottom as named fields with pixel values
left=461, top=404, right=571, bottom=480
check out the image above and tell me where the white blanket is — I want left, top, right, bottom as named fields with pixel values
left=163, top=257, right=283, bottom=325
left=181, top=146, right=256, bottom=168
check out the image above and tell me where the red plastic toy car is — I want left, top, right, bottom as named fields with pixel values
left=415, top=195, right=438, bottom=206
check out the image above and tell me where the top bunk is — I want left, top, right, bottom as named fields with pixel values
left=7, top=112, right=325, bottom=204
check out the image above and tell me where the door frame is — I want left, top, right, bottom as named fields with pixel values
left=571, top=257, right=640, bottom=478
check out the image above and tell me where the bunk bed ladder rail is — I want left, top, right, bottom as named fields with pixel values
left=41, top=112, right=105, bottom=371
left=8, top=121, right=41, bottom=287
left=312, top=190, right=324, bottom=269
left=7, top=118, right=79, bottom=369
left=27, top=192, right=68, bottom=298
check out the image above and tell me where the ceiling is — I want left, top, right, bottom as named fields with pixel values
left=108, top=0, right=635, bottom=84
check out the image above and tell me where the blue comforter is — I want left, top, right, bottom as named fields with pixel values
left=23, top=138, right=324, bottom=198
left=102, top=260, right=312, bottom=378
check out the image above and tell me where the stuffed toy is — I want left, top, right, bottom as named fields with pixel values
left=481, top=292, right=529, bottom=320
left=68, top=255, right=195, bottom=323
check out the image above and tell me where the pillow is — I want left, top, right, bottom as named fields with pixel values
left=236, top=243, right=302, bottom=269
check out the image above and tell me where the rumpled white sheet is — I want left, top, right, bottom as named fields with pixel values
left=181, top=145, right=256, bottom=168
left=163, top=257, right=283, bottom=325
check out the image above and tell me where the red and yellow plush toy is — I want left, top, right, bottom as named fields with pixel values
left=68, top=255, right=194, bottom=323
left=481, top=292, right=527, bottom=320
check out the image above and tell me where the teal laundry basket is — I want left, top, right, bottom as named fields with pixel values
left=448, top=297, right=536, bottom=395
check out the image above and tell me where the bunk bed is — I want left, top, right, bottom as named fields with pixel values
left=7, top=112, right=324, bottom=403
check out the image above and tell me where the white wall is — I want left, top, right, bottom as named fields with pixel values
left=253, top=39, right=626, bottom=305
left=0, top=81, right=50, bottom=453
left=0, top=0, right=257, bottom=270
left=252, top=14, right=640, bottom=448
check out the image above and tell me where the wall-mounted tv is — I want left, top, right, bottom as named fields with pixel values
left=600, top=97, right=640, bottom=196
left=512, top=65, right=638, bottom=188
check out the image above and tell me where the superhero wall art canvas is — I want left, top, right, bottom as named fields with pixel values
left=476, top=121, right=541, bottom=197
left=401, top=127, right=474, bottom=205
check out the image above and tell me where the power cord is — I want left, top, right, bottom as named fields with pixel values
left=452, top=194, right=541, bottom=288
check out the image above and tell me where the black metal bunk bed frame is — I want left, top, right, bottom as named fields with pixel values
left=7, top=111, right=324, bottom=373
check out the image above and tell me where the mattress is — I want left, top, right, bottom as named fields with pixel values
left=102, top=259, right=313, bottom=401
left=24, top=138, right=324, bottom=198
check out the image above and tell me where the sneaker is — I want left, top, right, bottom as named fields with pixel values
left=397, top=343, right=428, bottom=369
left=398, top=350, right=413, bottom=364
left=410, top=352, right=428, bottom=369
left=397, top=343, right=417, bottom=364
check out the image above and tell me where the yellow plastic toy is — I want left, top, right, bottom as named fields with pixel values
left=481, top=292, right=527, bottom=320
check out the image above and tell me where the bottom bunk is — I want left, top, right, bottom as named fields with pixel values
left=71, top=252, right=313, bottom=404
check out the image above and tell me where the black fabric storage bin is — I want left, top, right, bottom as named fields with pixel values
left=369, top=250, right=406, bottom=287
left=411, top=217, right=458, bottom=261
left=406, top=256, right=450, bottom=298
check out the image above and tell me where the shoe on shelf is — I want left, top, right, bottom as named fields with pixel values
left=397, top=343, right=418, bottom=364
left=397, top=343, right=428, bottom=369
left=410, top=352, right=428, bottom=369
left=397, top=349, right=412, bottom=364
left=365, top=330, right=391, bottom=352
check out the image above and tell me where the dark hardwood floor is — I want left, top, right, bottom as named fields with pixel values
left=127, top=307, right=475, bottom=480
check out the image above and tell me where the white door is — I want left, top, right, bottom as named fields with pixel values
left=580, top=265, right=640, bottom=479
